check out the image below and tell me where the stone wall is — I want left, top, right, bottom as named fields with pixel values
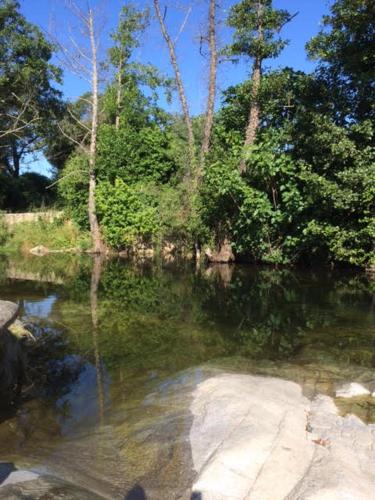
left=2, top=211, right=63, bottom=226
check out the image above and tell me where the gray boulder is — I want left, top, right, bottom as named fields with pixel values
left=0, top=301, right=19, bottom=330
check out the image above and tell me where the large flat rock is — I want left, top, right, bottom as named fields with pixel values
left=1, top=367, right=374, bottom=499
left=190, top=374, right=375, bottom=500
left=0, top=301, right=19, bottom=330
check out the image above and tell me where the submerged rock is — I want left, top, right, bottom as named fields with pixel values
left=1, top=367, right=375, bottom=499
left=0, top=471, right=105, bottom=499
left=336, top=382, right=371, bottom=398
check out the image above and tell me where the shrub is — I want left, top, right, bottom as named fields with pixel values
left=96, top=179, right=159, bottom=249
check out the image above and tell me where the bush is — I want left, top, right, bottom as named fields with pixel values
left=96, top=179, right=159, bottom=249
left=97, top=124, right=177, bottom=184
left=57, top=153, right=89, bottom=229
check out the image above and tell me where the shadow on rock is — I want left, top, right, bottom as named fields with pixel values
left=0, top=463, right=16, bottom=485
left=125, top=484, right=147, bottom=499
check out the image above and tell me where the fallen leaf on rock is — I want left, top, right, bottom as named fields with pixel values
left=312, top=438, right=331, bottom=447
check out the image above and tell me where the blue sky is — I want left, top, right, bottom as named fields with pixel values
left=19, top=0, right=331, bottom=175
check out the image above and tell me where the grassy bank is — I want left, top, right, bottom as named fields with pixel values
left=0, top=215, right=91, bottom=255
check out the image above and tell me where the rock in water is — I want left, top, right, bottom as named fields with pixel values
left=0, top=301, right=25, bottom=406
left=29, top=245, right=49, bottom=256
left=335, top=382, right=371, bottom=398
left=190, top=373, right=375, bottom=500
left=0, top=301, right=19, bottom=330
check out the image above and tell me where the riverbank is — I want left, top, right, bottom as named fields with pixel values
left=2, top=215, right=374, bottom=273
left=0, top=215, right=91, bottom=255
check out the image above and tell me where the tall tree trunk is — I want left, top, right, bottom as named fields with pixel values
left=244, top=57, right=261, bottom=148
left=239, top=2, right=264, bottom=174
left=153, top=0, right=195, bottom=168
left=115, top=57, right=122, bottom=131
left=88, top=9, right=103, bottom=254
left=200, top=0, right=217, bottom=178
left=11, top=142, right=20, bottom=178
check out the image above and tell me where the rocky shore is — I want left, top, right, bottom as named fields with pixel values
left=0, top=364, right=374, bottom=499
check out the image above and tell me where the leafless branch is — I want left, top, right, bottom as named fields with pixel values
left=174, top=5, right=192, bottom=45
left=46, top=167, right=88, bottom=189
left=153, top=0, right=195, bottom=168
left=66, top=106, right=91, bottom=132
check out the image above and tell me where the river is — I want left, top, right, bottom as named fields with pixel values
left=0, top=254, right=374, bottom=498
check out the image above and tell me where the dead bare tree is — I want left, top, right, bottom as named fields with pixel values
left=200, top=0, right=217, bottom=173
left=52, top=0, right=104, bottom=253
left=153, top=0, right=196, bottom=169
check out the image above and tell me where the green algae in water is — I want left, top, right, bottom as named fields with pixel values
left=335, top=396, right=375, bottom=424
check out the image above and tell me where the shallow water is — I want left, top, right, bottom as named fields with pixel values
left=0, top=255, right=374, bottom=498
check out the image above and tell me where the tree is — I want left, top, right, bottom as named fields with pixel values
left=109, top=4, right=149, bottom=131
left=200, top=0, right=218, bottom=171
left=307, top=0, right=375, bottom=123
left=153, top=0, right=196, bottom=171
left=54, top=1, right=104, bottom=253
left=225, top=0, right=292, bottom=172
left=0, top=0, right=62, bottom=178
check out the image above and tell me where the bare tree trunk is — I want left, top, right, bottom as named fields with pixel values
left=115, top=57, right=122, bottom=131
left=200, top=0, right=217, bottom=175
left=11, top=142, right=20, bottom=178
left=239, top=2, right=263, bottom=174
left=153, top=0, right=195, bottom=168
left=88, top=9, right=103, bottom=254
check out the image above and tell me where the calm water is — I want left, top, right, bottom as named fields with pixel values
left=0, top=255, right=374, bottom=498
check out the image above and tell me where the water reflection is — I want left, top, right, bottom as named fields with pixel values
left=1, top=255, right=374, bottom=389
left=0, top=255, right=374, bottom=496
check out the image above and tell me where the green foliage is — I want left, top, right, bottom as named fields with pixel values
left=2, top=216, right=90, bottom=254
left=11, top=0, right=372, bottom=268
left=201, top=130, right=303, bottom=263
left=0, top=0, right=63, bottom=178
left=95, top=179, right=192, bottom=250
left=97, top=124, right=176, bottom=184
left=225, top=0, right=291, bottom=61
left=96, top=179, right=159, bottom=248
left=203, top=112, right=374, bottom=266
left=57, top=153, right=89, bottom=229
left=307, top=0, right=374, bottom=121
left=108, top=3, right=149, bottom=67
left=0, top=212, right=8, bottom=246
left=0, top=172, right=56, bottom=211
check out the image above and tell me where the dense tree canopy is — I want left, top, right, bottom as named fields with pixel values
left=0, top=0, right=373, bottom=268
left=0, top=0, right=62, bottom=179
